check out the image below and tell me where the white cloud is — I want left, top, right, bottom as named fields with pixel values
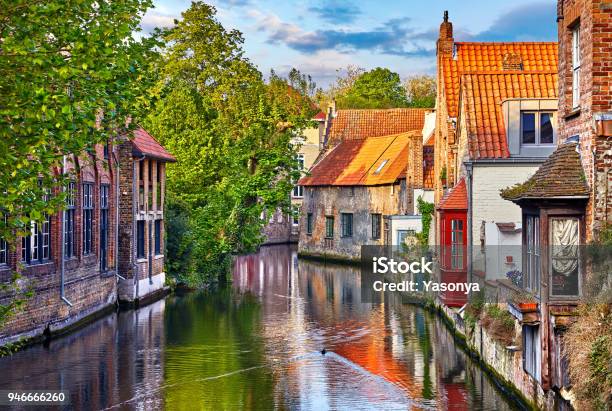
left=141, top=11, right=177, bottom=32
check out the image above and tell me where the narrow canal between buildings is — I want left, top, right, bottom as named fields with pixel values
left=0, top=245, right=518, bottom=410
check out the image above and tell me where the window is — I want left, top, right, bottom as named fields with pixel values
left=103, top=143, right=109, bottom=160
left=325, top=216, right=334, bottom=239
left=83, top=183, right=94, bottom=255
left=571, top=24, right=581, bottom=109
left=341, top=213, right=353, bottom=238
left=373, top=159, right=388, bottom=175
left=64, top=181, right=76, bottom=259
left=450, top=219, right=464, bottom=269
left=100, top=185, right=109, bottom=271
left=148, top=160, right=153, bottom=208
left=292, top=206, right=300, bottom=227
left=293, top=154, right=305, bottom=198
left=521, top=112, right=555, bottom=145
left=157, top=162, right=163, bottom=210
left=550, top=217, right=580, bottom=297
left=0, top=218, right=6, bottom=265
left=371, top=214, right=381, bottom=239
left=154, top=219, right=161, bottom=255
left=523, top=325, right=541, bottom=382
left=22, top=216, right=51, bottom=264
left=138, top=161, right=145, bottom=211
left=137, top=220, right=145, bottom=259
left=306, top=213, right=313, bottom=235
left=525, top=216, right=541, bottom=294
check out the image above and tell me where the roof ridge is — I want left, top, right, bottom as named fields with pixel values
left=454, top=41, right=558, bottom=45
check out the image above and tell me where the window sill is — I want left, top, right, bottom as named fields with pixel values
left=564, top=108, right=581, bottom=120
left=136, top=258, right=147, bottom=263
left=154, top=254, right=164, bottom=260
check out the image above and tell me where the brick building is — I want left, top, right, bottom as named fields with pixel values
left=500, top=1, right=612, bottom=407
left=298, top=108, right=431, bottom=259
left=0, top=127, right=175, bottom=346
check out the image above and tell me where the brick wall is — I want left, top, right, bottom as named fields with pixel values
left=557, top=0, right=612, bottom=238
left=0, top=146, right=119, bottom=344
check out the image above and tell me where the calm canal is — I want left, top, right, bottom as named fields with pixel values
left=0, top=245, right=517, bottom=410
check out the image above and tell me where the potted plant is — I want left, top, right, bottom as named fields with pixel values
left=509, top=290, right=538, bottom=312
left=505, top=269, right=522, bottom=287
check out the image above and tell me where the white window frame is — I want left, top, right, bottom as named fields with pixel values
left=520, top=111, right=556, bottom=146
left=292, top=154, right=305, bottom=198
left=571, top=24, right=581, bottom=109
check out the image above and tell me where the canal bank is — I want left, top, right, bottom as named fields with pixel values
left=0, top=245, right=519, bottom=409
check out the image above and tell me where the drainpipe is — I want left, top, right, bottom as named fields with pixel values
left=60, top=155, right=73, bottom=307
left=466, top=162, right=473, bottom=286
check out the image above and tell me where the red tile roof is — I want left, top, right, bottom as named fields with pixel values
left=441, top=42, right=558, bottom=118
left=299, top=132, right=418, bottom=186
left=313, top=111, right=326, bottom=121
left=328, top=108, right=428, bottom=144
left=438, top=178, right=467, bottom=210
left=132, top=127, right=176, bottom=162
left=461, top=72, right=558, bottom=158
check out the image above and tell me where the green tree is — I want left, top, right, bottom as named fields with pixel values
left=337, top=67, right=409, bottom=109
left=0, top=0, right=158, bottom=326
left=145, top=2, right=313, bottom=286
left=404, top=75, right=436, bottom=108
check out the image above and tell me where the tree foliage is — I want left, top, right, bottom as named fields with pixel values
left=404, top=75, right=436, bottom=108
left=0, top=0, right=159, bottom=241
left=337, top=67, right=409, bottom=109
left=145, top=2, right=314, bottom=286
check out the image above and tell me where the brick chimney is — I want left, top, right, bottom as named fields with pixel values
left=437, top=10, right=454, bottom=57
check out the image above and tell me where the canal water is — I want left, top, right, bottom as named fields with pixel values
left=0, top=245, right=517, bottom=410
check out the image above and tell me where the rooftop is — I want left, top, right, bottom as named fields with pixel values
left=501, top=142, right=589, bottom=202
left=299, top=132, right=419, bottom=186
left=132, top=127, right=176, bottom=162
left=438, top=178, right=467, bottom=210
left=327, top=108, right=428, bottom=144
left=441, top=42, right=558, bottom=118
left=461, top=71, right=558, bottom=159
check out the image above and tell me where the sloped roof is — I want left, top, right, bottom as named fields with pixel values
left=328, top=108, right=428, bottom=144
left=441, top=42, right=558, bottom=118
left=438, top=178, right=467, bottom=210
left=501, top=142, right=589, bottom=201
left=299, top=132, right=417, bottom=186
left=313, top=111, right=326, bottom=121
left=461, top=72, right=558, bottom=159
left=132, top=127, right=176, bottom=162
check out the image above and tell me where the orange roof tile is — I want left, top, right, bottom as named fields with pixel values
left=438, top=178, right=467, bottom=210
left=461, top=72, right=558, bottom=159
left=441, top=42, right=558, bottom=118
left=299, top=132, right=417, bottom=186
left=328, top=108, right=428, bottom=144
left=132, top=127, right=176, bottom=162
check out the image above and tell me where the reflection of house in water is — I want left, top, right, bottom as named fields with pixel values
left=0, top=299, right=167, bottom=409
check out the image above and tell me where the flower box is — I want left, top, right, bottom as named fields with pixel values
left=516, top=302, right=538, bottom=312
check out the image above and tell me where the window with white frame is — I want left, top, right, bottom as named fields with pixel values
left=571, top=24, right=581, bottom=109
left=521, top=112, right=555, bottom=145
left=293, top=154, right=305, bottom=198
left=22, top=187, right=51, bottom=264
left=525, top=215, right=541, bottom=295
left=82, top=183, right=94, bottom=255
left=64, top=181, right=76, bottom=259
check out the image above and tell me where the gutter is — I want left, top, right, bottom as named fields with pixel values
left=464, top=157, right=549, bottom=165
left=465, top=163, right=473, bottom=286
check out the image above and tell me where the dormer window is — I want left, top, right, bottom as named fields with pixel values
left=521, top=112, right=555, bottom=146
left=373, top=159, right=388, bottom=174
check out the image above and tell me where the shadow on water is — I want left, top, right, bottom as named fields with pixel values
left=0, top=244, right=518, bottom=410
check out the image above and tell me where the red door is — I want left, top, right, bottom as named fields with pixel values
left=440, top=210, right=467, bottom=307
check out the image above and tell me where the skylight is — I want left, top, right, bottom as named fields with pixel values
left=373, top=159, right=388, bottom=175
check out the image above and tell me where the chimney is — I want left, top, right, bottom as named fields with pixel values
left=437, top=10, right=454, bottom=57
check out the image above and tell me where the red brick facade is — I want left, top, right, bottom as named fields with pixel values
left=0, top=128, right=174, bottom=346
left=557, top=0, right=612, bottom=239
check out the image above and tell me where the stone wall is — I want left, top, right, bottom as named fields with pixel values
left=298, top=183, right=406, bottom=259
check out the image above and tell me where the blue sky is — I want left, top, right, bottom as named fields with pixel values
left=143, top=0, right=557, bottom=87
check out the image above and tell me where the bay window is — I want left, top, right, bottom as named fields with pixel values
left=550, top=217, right=580, bottom=297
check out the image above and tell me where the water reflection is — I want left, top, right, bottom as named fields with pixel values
left=0, top=245, right=516, bottom=410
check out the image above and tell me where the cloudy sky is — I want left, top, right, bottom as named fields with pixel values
left=143, top=0, right=557, bottom=87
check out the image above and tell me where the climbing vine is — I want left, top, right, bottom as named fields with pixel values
left=417, top=196, right=434, bottom=246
